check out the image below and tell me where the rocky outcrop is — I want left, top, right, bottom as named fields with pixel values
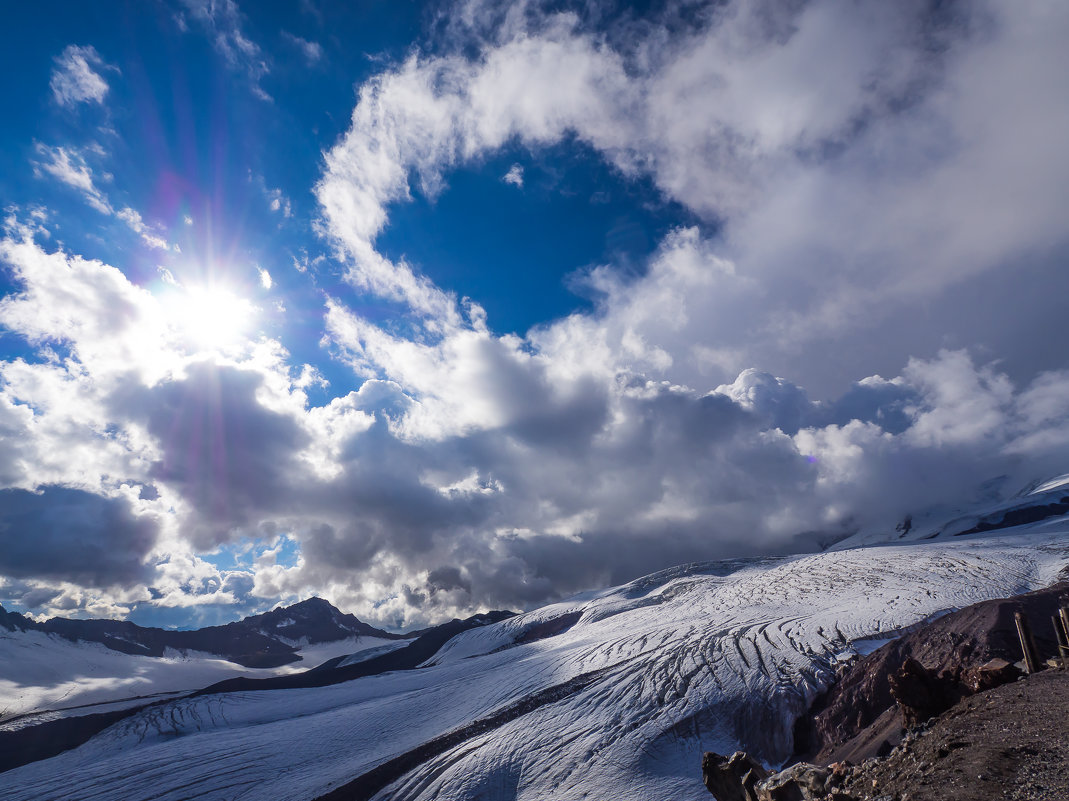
left=831, top=668, right=1069, bottom=801
left=961, top=656, right=1020, bottom=693
left=886, top=657, right=959, bottom=730
left=794, top=581, right=1069, bottom=764
left=702, top=751, right=769, bottom=801
left=703, top=756, right=851, bottom=801
left=754, top=762, right=832, bottom=800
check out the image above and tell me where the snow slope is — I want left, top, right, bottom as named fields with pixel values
left=0, top=634, right=398, bottom=726
left=4, top=527, right=1069, bottom=800
left=835, top=473, right=1069, bottom=548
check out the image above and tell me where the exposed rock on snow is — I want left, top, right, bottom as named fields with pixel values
left=755, top=761, right=831, bottom=800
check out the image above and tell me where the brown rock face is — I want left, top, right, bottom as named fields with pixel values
left=702, top=750, right=769, bottom=801
left=887, top=657, right=959, bottom=729
left=835, top=669, right=1069, bottom=801
left=794, top=581, right=1069, bottom=764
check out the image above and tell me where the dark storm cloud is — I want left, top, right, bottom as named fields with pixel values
left=117, top=361, right=311, bottom=548
left=285, top=352, right=1069, bottom=620
left=426, top=565, right=471, bottom=595
left=0, top=486, right=157, bottom=587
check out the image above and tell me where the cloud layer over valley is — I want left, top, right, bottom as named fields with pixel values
left=1, top=0, right=1067, bottom=627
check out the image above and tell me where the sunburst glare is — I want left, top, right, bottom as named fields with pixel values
left=160, top=283, right=258, bottom=354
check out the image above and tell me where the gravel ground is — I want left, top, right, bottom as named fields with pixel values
left=834, top=668, right=1069, bottom=801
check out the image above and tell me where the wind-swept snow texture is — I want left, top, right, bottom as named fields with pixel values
left=5, top=527, right=1069, bottom=801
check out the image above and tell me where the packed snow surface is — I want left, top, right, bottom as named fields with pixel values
left=6, top=526, right=1069, bottom=801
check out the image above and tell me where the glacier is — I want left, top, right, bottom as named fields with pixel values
left=4, top=523, right=1069, bottom=800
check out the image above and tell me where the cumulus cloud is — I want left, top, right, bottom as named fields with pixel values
left=503, top=163, right=524, bottom=187
left=130, top=361, right=313, bottom=548
left=3, top=1, right=1069, bottom=627
left=291, top=0, right=1069, bottom=623
left=50, top=45, right=114, bottom=107
left=3, top=223, right=1069, bottom=625
left=317, top=0, right=1069, bottom=394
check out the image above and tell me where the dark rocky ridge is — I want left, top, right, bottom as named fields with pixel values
left=833, top=668, right=1069, bottom=801
left=704, top=578, right=1069, bottom=800
left=706, top=668, right=1069, bottom=801
left=0, top=596, right=405, bottom=668
left=193, top=610, right=516, bottom=696
left=794, top=579, right=1069, bottom=765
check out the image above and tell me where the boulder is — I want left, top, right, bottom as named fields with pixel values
left=961, top=657, right=1021, bottom=693
left=754, top=762, right=831, bottom=801
left=887, top=658, right=957, bottom=729
left=702, top=751, right=769, bottom=801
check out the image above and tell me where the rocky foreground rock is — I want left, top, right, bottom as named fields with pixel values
left=796, top=579, right=1069, bottom=764
left=703, top=578, right=1069, bottom=800
left=705, top=667, right=1069, bottom=800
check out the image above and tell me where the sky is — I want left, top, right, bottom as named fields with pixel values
left=1, top=0, right=1068, bottom=630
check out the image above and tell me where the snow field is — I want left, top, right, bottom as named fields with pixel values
left=5, top=526, right=1069, bottom=801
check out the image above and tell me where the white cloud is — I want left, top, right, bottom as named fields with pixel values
left=117, top=207, right=169, bottom=250
left=258, top=266, right=273, bottom=289
left=4, top=223, right=1069, bottom=625
left=317, top=0, right=1069, bottom=396
left=267, top=187, right=292, bottom=217
left=293, top=0, right=1069, bottom=622
left=5, top=2, right=1069, bottom=626
left=503, top=163, right=523, bottom=187
left=34, top=144, right=112, bottom=214
left=179, top=0, right=271, bottom=101
left=50, top=45, right=114, bottom=107
left=282, top=31, right=323, bottom=65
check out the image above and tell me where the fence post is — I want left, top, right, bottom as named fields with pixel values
left=1015, top=611, right=1040, bottom=674
left=1060, top=607, right=1069, bottom=667
left=1052, top=615, right=1068, bottom=669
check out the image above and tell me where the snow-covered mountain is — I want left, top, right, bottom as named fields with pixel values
left=835, top=472, right=1069, bottom=548
left=0, top=597, right=408, bottom=724
left=4, top=512, right=1068, bottom=800
left=0, top=596, right=404, bottom=667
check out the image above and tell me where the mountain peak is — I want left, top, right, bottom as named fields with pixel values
left=284, top=596, right=338, bottom=613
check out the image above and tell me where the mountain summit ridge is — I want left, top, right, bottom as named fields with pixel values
left=0, top=596, right=404, bottom=668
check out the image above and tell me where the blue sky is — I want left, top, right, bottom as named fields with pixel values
left=1, top=0, right=1068, bottom=629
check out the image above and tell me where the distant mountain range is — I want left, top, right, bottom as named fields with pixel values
left=0, top=597, right=407, bottom=668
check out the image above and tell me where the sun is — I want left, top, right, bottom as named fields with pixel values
left=161, top=283, right=258, bottom=353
